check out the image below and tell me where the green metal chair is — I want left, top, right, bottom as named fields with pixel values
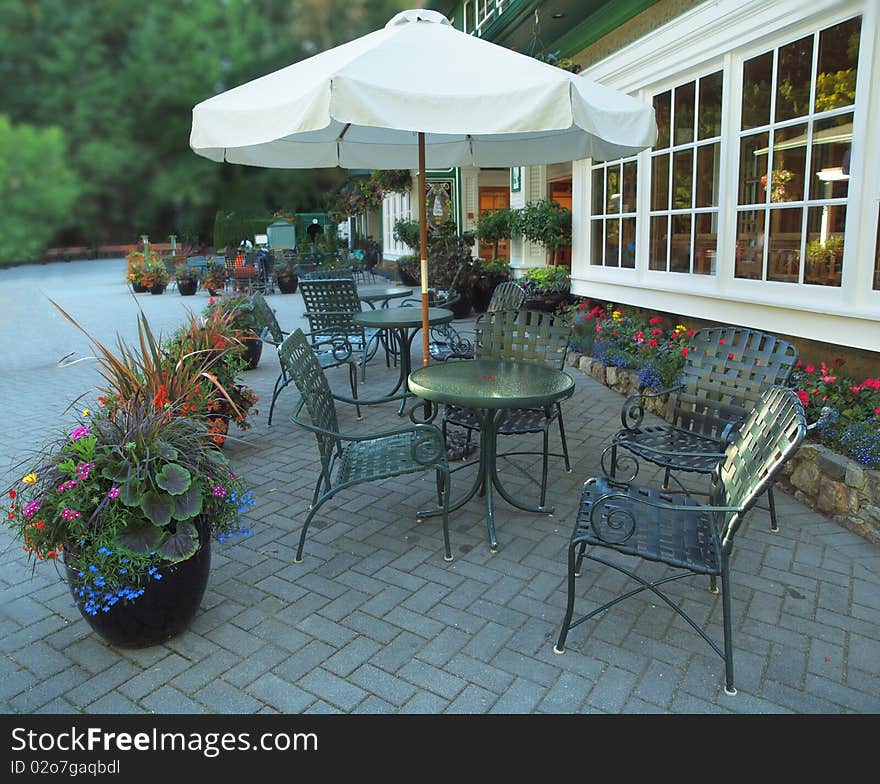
left=602, top=326, right=799, bottom=531
left=554, top=386, right=807, bottom=696
left=442, top=308, right=572, bottom=506
left=250, top=292, right=362, bottom=424
left=301, top=267, right=355, bottom=280
left=285, top=329, right=453, bottom=563
left=299, top=278, right=382, bottom=382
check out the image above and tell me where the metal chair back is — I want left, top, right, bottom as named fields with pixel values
left=474, top=308, right=569, bottom=370
left=250, top=292, right=283, bottom=345
left=711, top=385, right=806, bottom=545
left=301, top=267, right=355, bottom=281
left=670, top=327, right=799, bottom=439
left=280, top=330, right=342, bottom=467
left=486, top=281, right=526, bottom=313
left=298, top=278, right=365, bottom=344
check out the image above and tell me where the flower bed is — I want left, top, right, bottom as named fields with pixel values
left=562, top=301, right=880, bottom=544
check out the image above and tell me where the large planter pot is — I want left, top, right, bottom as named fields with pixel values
left=450, top=291, right=472, bottom=319
left=177, top=279, right=198, bottom=296
left=132, top=283, right=148, bottom=293
left=397, top=264, right=420, bottom=287
left=242, top=335, right=263, bottom=370
left=525, top=292, right=570, bottom=312
left=149, top=283, right=166, bottom=295
left=276, top=274, right=298, bottom=294
left=63, top=518, right=212, bottom=648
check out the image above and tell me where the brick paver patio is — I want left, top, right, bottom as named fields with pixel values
left=1, top=258, right=878, bottom=714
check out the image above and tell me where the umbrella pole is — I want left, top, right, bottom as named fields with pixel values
left=419, top=132, right=430, bottom=367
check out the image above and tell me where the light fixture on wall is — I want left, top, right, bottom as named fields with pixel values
left=816, top=166, right=849, bottom=182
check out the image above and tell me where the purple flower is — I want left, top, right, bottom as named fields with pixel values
left=69, top=426, right=91, bottom=441
left=212, top=485, right=227, bottom=498
left=107, top=487, right=120, bottom=499
left=22, top=499, right=41, bottom=519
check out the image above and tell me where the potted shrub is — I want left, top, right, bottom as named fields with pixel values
left=520, top=265, right=571, bottom=311
left=4, top=305, right=255, bottom=647
left=127, top=255, right=149, bottom=293
left=517, top=198, right=572, bottom=265
left=141, top=259, right=170, bottom=294
left=175, top=262, right=199, bottom=296
left=273, top=254, right=299, bottom=294
left=471, top=258, right=511, bottom=312
left=203, top=293, right=268, bottom=370
left=201, top=257, right=227, bottom=296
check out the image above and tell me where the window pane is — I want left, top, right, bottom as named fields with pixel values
left=650, top=215, right=668, bottom=270
left=622, top=160, right=637, bottom=213
left=606, top=165, right=621, bottom=214
left=739, top=132, right=769, bottom=205
left=670, top=215, right=692, bottom=272
left=742, top=52, right=772, bottom=130
left=605, top=218, right=620, bottom=267
left=775, top=35, right=813, bottom=122
left=805, top=205, right=845, bottom=286
left=767, top=207, right=803, bottom=282
left=591, top=219, right=604, bottom=265
left=815, top=16, right=861, bottom=113
left=809, top=112, right=853, bottom=200
left=672, top=149, right=693, bottom=209
left=698, top=71, right=723, bottom=139
left=651, top=154, right=669, bottom=210
left=693, top=212, right=717, bottom=275
left=674, top=81, right=695, bottom=145
left=735, top=209, right=765, bottom=279
left=621, top=218, right=636, bottom=268
left=696, top=143, right=720, bottom=207
left=770, top=122, right=808, bottom=202
left=654, top=91, right=671, bottom=149
left=591, top=168, right=604, bottom=216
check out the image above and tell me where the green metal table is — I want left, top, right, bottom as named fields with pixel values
left=408, top=358, right=575, bottom=551
left=358, top=285, right=413, bottom=309
left=353, top=306, right=454, bottom=415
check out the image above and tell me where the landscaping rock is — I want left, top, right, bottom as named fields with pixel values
left=790, top=461, right=820, bottom=495
left=816, top=450, right=849, bottom=481
left=817, top=478, right=849, bottom=515
left=591, top=361, right=606, bottom=385
left=845, top=462, right=866, bottom=490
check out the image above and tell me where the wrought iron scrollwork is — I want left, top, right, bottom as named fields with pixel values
left=600, top=444, right=639, bottom=482
left=589, top=495, right=637, bottom=545
left=408, top=400, right=438, bottom=425
left=620, top=393, right=645, bottom=430
left=410, top=426, right=445, bottom=465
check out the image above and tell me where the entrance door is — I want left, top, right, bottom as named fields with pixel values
left=550, top=178, right=572, bottom=268
left=478, top=187, right=510, bottom=261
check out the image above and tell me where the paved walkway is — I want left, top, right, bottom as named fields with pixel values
left=1, top=259, right=878, bottom=714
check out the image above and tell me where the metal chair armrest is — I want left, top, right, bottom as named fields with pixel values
left=620, top=384, right=686, bottom=430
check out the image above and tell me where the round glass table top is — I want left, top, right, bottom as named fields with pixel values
left=353, top=306, right=454, bottom=329
left=408, top=358, right=575, bottom=410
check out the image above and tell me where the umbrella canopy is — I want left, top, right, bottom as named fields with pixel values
left=190, top=8, right=656, bottom=363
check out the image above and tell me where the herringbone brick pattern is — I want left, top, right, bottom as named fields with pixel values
left=1, top=259, right=878, bottom=714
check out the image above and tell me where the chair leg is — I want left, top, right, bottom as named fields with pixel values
left=349, top=362, right=362, bottom=420
left=296, top=488, right=333, bottom=563
left=662, top=467, right=671, bottom=490
left=574, top=541, right=588, bottom=577
left=540, top=427, right=550, bottom=507
left=557, top=406, right=571, bottom=473
left=767, top=483, right=779, bottom=532
left=720, top=554, right=736, bottom=696
left=267, top=372, right=289, bottom=426
left=440, top=468, right=453, bottom=562
left=554, top=539, right=580, bottom=654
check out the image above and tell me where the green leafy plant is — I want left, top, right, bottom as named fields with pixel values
left=475, top=207, right=517, bottom=260
left=174, top=261, right=198, bottom=283
left=200, top=257, right=226, bottom=293
left=519, top=265, right=570, bottom=296
left=516, top=198, right=572, bottom=264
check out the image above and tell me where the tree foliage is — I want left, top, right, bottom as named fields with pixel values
left=0, top=116, right=79, bottom=265
left=0, top=0, right=412, bottom=254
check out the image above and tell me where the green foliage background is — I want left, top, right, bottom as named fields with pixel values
left=0, top=0, right=412, bottom=264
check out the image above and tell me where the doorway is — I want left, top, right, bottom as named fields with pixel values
left=478, top=186, right=510, bottom=261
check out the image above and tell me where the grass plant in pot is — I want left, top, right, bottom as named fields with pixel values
left=4, top=305, right=256, bottom=647
left=203, top=293, right=269, bottom=370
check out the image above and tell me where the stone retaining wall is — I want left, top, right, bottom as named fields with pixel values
left=567, top=351, right=880, bottom=545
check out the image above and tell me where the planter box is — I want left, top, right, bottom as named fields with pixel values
left=567, top=350, right=880, bottom=545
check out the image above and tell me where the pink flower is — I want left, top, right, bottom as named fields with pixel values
left=805, top=365, right=815, bottom=374
left=796, top=390, right=810, bottom=407
left=107, top=487, right=120, bottom=499
left=875, top=407, right=880, bottom=417
left=22, top=499, right=41, bottom=519
left=69, top=426, right=90, bottom=441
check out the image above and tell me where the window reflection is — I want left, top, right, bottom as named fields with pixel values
left=739, top=132, right=769, bottom=205
left=698, top=72, right=723, bottom=139
left=693, top=213, right=717, bottom=275
left=775, top=35, right=813, bottom=122
left=654, top=91, right=671, bottom=149
left=650, top=215, right=668, bottom=270
left=670, top=215, right=692, bottom=272
left=672, top=149, right=693, bottom=209
left=742, top=52, right=772, bottom=130
left=674, top=82, right=695, bottom=145
left=651, top=155, right=669, bottom=210
left=591, top=219, right=603, bottom=266
left=809, top=113, right=852, bottom=200
left=816, top=17, right=860, bottom=113
left=735, top=210, right=765, bottom=279
left=767, top=208, right=803, bottom=282
left=805, top=205, right=845, bottom=286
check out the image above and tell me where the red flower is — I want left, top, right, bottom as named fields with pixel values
left=8, top=489, right=15, bottom=500
left=805, top=365, right=815, bottom=374
left=681, top=348, right=689, bottom=357
left=728, top=353, right=735, bottom=360
left=648, top=339, right=658, bottom=347
left=651, top=328, right=663, bottom=336
left=796, top=390, right=810, bottom=407
left=875, top=407, right=880, bottom=416
left=795, top=360, right=803, bottom=368
left=153, top=384, right=168, bottom=409
left=649, top=317, right=663, bottom=326
left=719, top=339, right=725, bottom=345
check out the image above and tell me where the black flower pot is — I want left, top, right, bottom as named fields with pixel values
left=132, top=283, right=148, bottom=293
left=525, top=292, right=569, bottom=312
left=450, top=292, right=472, bottom=319
left=276, top=275, right=298, bottom=294
left=472, top=284, right=493, bottom=313
left=64, top=519, right=212, bottom=648
left=149, top=283, right=166, bottom=295
left=243, top=336, right=263, bottom=370
left=177, top=279, right=198, bottom=296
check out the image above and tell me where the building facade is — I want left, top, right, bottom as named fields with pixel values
left=418, top=0, right=879, bottom=356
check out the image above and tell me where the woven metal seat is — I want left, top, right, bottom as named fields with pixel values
left=250, top=292, right=362, bottom=424
left=285, top=329, right=453, bottom=563
left=603, top=326, right=799, bottom=531
left=555, top=386, right=807, bottom=696
left=442, top=308, right=571, bottom=505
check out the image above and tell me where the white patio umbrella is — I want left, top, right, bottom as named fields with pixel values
left=190, top=8, right=656, bottom=364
